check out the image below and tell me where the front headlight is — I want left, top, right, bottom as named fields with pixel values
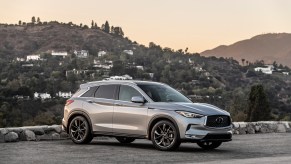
left=176, top=111, right=204, bottom=118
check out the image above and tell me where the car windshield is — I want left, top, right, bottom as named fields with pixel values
left=137, top=84, right=192, bottom=103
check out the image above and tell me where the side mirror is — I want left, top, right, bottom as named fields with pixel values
left=131, top=96, right=145, bottom=103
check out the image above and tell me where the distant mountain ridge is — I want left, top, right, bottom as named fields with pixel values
left=201, top=33, right=291, bottom=67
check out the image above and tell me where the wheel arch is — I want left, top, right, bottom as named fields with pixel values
left=67, top=110, right=93, bottom=134
left=147, top=115, right=180, bottom=140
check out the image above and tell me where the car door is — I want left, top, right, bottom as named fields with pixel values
left=113, top=84, right=149, bottom=137
left=82, top=85, right=118, bottom=134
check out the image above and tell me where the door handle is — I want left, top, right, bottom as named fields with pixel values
left=87, top=100, right=94, bottom=103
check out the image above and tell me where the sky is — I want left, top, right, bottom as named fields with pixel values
left=1, top=0, right=291, bottom=53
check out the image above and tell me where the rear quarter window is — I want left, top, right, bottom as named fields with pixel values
left=81, top=86, right=99, bottom=97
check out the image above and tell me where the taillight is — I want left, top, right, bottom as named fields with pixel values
left=65, top=100, right=74, bottom=106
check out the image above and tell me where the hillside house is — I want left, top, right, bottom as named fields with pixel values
left=16, top=57, right=25, bottom=62
left=148, top=73, right=154, bottom=79
left=103, top=74, right=133, bottom=81
left=98, top=51, right=107, bottom=57
left=123, top=50, right=133, bottom=55
left=188, top=58, right=194, bottom=64
left=22, top=64, right=34, bottom=67
left=74, top=50, right=89, bottom=58
left=93, top=59, right=101, bottom=65
left=93, top=60, right=113, bottom=69
left=13, top=95, right=30, bottom=100
left=26, top=55, right=40, bottom=61
left=66, top=69, right=89, bottom=76
left=51, top=51, right=68, bottom=58
left=254, top=65, right=274, bottom=74
left=136, top=66, right=144, bottom=70
left=93, top=64, right=113, bottom=69
left=34, top=92, right=51, bottom=99
left=57, top=91, right=72, bottom=98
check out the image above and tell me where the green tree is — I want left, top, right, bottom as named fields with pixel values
left=31, top=16, right=36, bottom=24
left=91, top=20, right=94, bottom=28
left=37, top=17, right=41, bottom=24
left=241, top=59, right=245, bottom=66
left=104, top=21, right=110, bottom=33
left=246, top=85, right=271, bottom=121
left=18, top=20, right=22, bottom=25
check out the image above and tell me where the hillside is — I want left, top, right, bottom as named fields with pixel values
left=201, top=33, right=291, bottom=67
left=0, top=22, right=131, bottom=58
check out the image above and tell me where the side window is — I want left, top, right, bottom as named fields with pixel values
left=81, top=86, right=98, bottom=97
left=95, top=85, right=117, bottom=99
left=119, top=85, right=142, bottom=102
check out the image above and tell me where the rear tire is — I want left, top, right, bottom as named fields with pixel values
left=197, top=141, right=222, bottom=150
left=151, top=120, right=181, bottom=151
left=115, top=137, right=135, bottom=144
left=69, top=116, right=93, bottom=144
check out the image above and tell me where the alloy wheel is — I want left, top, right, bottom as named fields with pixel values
left=151, top=120, right=181, bottom=151
left=69, top=116, right=93, bottom=144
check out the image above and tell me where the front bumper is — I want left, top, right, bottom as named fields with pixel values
left=183, top=124, right=232, bottom=142
left=174, top=113, right=233, bottom=142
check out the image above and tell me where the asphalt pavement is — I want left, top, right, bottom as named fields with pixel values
left=1, top=133, right=291, bottom=164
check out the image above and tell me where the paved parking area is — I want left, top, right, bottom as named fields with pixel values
left=1, top=133, right=291, bottom=163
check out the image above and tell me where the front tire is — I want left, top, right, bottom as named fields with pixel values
left=69, top=116, right=93, bottom=144
left=197, top=141, right=222, bottom=150
left=115, top=137, right=135, bottom=144
left=151, top=120, right=181, bottom=151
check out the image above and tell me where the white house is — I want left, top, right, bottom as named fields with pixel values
left=34, top=92, right=51, bottom=99
left=136, top=66, right=144, bottom=70
left=103, top=74, right=133, bottom=81
left=65, top=69, right=89, bottom=76
left=51, top=51, right=68, bottom=58
left=282, top=72, right=289, bottom=75
left=16, top=57, right=25, bottom=62
left=26, top=55, right=40, bottom=61
left=93, top=59, right=101, bottom=64
left=57, top=91, right=72, bottom=98
left=93, top=64, right=113, bottom=69
left=188, top=58, right=194, bottom=64
left=93, top=60, right=113, bottom=69
left=22, top=64, right=34, bottom=67
left=148, top=73, right=154, bottom=78
left=254, top=65, right=274, bottom=74
left=123, top=50, right=133, bottom=55
left=98, top=51, right=107, bottom=57
left=74, top=50, right=89, bottom=58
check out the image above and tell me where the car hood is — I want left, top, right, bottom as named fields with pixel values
left=148, top=102, right=229, bottom=116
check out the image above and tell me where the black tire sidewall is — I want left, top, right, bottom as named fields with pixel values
left=69, top=116, right=92, bottom=144
left=151, top=120, right=181, bottom=151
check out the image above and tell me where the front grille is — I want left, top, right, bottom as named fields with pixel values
left=206, top=115, right=231, bottom=127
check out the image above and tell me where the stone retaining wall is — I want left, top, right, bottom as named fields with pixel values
left=0, top=125, right=68, bottom=143
left=1, top=121, right=291, bottom=143
left=232, top=121, right=291, bottom=134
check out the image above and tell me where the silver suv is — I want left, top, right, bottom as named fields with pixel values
left=62, top=81, right=232, bottom=151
